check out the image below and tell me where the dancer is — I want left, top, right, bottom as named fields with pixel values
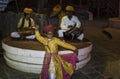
left=35, top=24, right=78, bottom=79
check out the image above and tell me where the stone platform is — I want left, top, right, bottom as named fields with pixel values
left=2, top=37, right=93, bottom=74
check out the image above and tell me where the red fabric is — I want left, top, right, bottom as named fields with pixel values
left=40, top=53, right=78, bottom=79
left=43, top=24, right=55, bottom=33
left=60, top=53, right=78, bottom=79
left=40, top=53, right=51, bottom=79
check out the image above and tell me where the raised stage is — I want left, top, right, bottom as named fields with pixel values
left=2, top=37, right=93, bottom=74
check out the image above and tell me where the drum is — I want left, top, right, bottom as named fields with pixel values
left=63, top=27, right=83, bottom=41
left=18, top=27, right=35, bottom=36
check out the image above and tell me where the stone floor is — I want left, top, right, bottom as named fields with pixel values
left=0, top=20, right=120, bottom=79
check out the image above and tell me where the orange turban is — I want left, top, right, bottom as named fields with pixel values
left=65, top=5, right=74, bottom=11
left=53, top=5, right=62, bottom=12
left=43, top=24, right=55, bottom=33
left=24, top=8, right=33, bottom=14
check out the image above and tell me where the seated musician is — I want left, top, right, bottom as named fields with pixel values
left=49, top=4, right=66, bottom=29
left=11, top=8, right=36, bottom=39
left=58, top=5, right=84, bottom=41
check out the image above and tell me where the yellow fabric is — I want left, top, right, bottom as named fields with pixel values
left=65, top=5, right=74, bottom=11
left=17, top=18, right=35, bottom=28
left=24, top=8, right=33, bottom=14
left=35, top=30, right=76, bottom=79
left=52, top=55, right=74, bottom=79
left=35, top=31, right=76, bottom=53
left=49, top=58, right=56, bottom=73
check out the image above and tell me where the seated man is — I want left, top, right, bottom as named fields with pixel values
left=11, top=8, right=36, bottom=39
left=58, top=5, right=84, bottom=41
left=49, top=4, right=66, bottom=29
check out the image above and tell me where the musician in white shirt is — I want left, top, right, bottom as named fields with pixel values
left=58, top=5, right=84, bottom=40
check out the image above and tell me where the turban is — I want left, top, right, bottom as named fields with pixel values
left=53, top=5, right=62, bottom=12
left=65, top=5, right=74, bottom=11
left=43, top=24, right=55, bottom=33
left=24, top=8, right=33, bottom=14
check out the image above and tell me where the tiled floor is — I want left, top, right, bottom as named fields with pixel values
left=0, top=20, right=120, bottom=79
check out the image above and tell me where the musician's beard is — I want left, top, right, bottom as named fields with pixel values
left=67, top=15, right=72, bottom=20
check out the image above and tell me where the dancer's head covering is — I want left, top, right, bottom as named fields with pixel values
left=43, top=24, right=55, bottom=33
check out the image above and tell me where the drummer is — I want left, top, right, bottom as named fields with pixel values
left=58, top=5, right=84, bottom=41
left=10, top=8, right=36, bottom=39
